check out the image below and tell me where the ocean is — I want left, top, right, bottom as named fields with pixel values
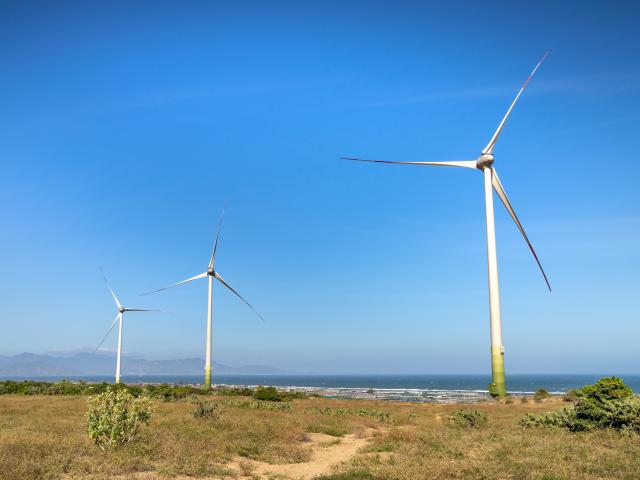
left=3, top=374, right=639, bottom=403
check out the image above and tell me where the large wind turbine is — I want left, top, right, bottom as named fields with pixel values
left=96, top=275, right=159, bottom=384
left=343, top=51, right=552, bottom=397
left=142, top=210, right=263, bottom=390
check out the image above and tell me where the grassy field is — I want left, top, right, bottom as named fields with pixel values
left=1, top=393, right=639, bottom=480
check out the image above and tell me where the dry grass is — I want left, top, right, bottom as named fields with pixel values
left=1, top=394, right=639, bottom=479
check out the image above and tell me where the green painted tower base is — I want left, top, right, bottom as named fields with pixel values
left=489, top=345, right=506, bottom=397
left=204, top=367, right=212, bottom=391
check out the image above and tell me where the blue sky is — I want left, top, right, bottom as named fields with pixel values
left=1, top=1, right=639, bottom=374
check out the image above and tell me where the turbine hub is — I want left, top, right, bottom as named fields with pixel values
left=119, top=307, right=125, bottom=313
left=476, top=153, right=494, bottom=170
left=208, top=268, right=215, bottom=276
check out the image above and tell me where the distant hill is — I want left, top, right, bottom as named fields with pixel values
left=0, top=352, right=287, bottom=376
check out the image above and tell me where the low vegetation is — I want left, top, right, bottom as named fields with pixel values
left=220, top=398, right=293, bottom=412
left=533, top=387, right=552, bottom=403
left=253, top=385, right=310, bottom=401
left=448, top=408, right=488, bottom=428
left=522, top=376, right=640, bottom=432
left=0, top=380, right=312, bottom=402
left=0, top=378, right=639, bottom=479
left=0, top=379, right=204, bottom=399
left=87, top=388, right=153, bottom=449
left=191, top=398, right=225, bottom=419
left=305, top=406, right=392, bottom=423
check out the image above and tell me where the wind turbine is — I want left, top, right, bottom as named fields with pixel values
left=141, top=210, right=263, bottom=390
left=96, top=274, right=159, bottom=384
left=342, top=51, right=552, bottom=397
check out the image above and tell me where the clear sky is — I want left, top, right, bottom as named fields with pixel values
left=1, top=1, right=639, bottom=374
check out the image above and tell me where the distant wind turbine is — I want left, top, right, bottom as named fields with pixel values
left=96, top=274, right=160, bottom=384
left=141, top=209, right=263, bottom=390
left=342, top=51, right=552, bottom=397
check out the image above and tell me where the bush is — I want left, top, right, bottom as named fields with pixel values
left=580, top=376, right=632, bottom=402
left=143, top=383, right=204, bottom=400
left=192, top=399, right=225, bottom=419
left=448, top=409, right=488, bottom=428
left=278, top=389, right=309, bottom=400
left=253, top=386, right=280, bottom=401
left=533, top=388, right=551, bottom=403
left=87, top=388, right=153, bottom=449
left=217, top=387, right=254, bottom=397
left=521, top=377, right=640, bottom=432
left=563, top=389, right=579, bottom=403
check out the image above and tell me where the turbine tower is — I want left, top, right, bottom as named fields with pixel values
left=96, top=274, right=159, bottom=384
left=343, top=51, right=552, bottom=397
left=142, top=209, right=263, bottom=390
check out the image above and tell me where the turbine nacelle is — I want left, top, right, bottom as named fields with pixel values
left=341, top=51, right=552, bottom=293
left=476, top=154, right=495, bottom=170
left=207, top=267, right=215, bottom=276
left=118, top=307, right=126, bottom=314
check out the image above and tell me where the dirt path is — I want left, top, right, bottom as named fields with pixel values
left=226, top=429, right=377, bottom=479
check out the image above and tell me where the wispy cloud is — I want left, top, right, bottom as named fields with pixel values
left=359, top=72, right=640, bottom=109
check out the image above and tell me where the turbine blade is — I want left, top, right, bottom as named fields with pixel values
left=140, top=272, right=208, bottom=296
left=209, top=206, right=226, bottom=269
left=95, top=313, right=121, bottom=351
left=342, top=157, right=477, bottom=169
left=214, top=271, right=264, bottom=322
left=483, top=50, right=550, bottom=154
left=491, top=168, right=551, bottom=291
left=123, top=308, right=162, bottom=312
left=101, top=270, right=122, bottom=309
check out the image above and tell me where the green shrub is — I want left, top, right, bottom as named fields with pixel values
left=580, top=376, right=632, bottom=402
left=192, top=399, right=225, bottom=419
left=448, top=409, right=488, bottom=428
left=277, top=389, right=309, bottom=400
left=250, top=385, right=310, bottom=401
left=87, top=388, right=153, bottom=449
left=217, top=387, right=254, bottom=397
left=521, top=377, right=640, bottom=432
left=533, top=388, right=551, bottom=403
left=253, top=386, right=280, bottom=401
left=143, top=383, right=204, bottom=400
left=563, top=389, right=579, bottom=403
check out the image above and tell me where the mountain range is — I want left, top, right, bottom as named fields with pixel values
left=0, top=352, right=287, bottom=376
